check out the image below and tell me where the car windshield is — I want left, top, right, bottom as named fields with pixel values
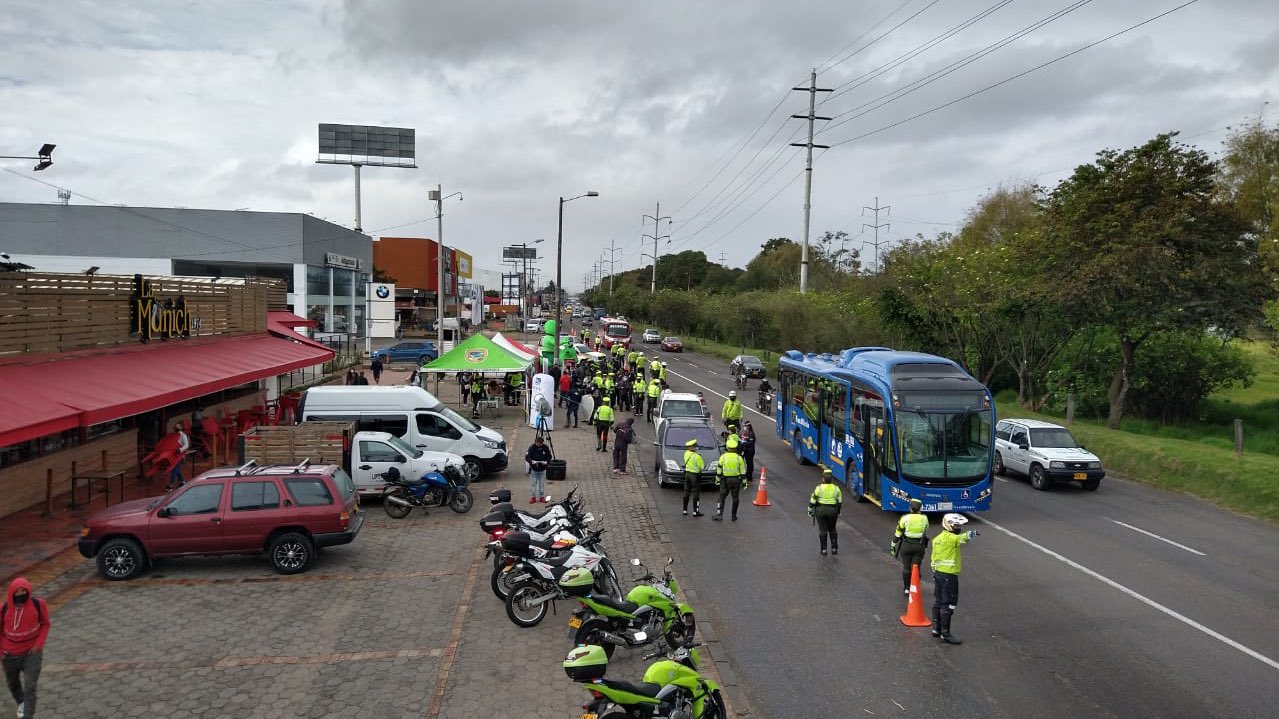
left=894, top=392, right=992, bottom=485
left=665, top=337, right=681, bottom=343
left=740, top=356, right=762, bottom=366
left=1029, top=427, right=1080, bottom=448
left=666, top=426, right=717, bottom=448
left=438, top=406, right=480, bottom=433
left=386, top=435, right=423, bottom=458
left=662, top=400, right=703, bottom=418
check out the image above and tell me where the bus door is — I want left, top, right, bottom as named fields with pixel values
left=855, top=396, right=886, bottom=500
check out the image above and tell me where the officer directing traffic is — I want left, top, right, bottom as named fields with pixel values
left=808, top=468, right=843, bottom=556
left=890, top=498, right=929, bottom=595
left=712, top=439, right=748, bottom=521
left=931, top=513, right=978, bottom=645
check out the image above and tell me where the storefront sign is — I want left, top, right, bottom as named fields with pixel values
left=325, top=252, right=364, bottom=271
left=130, top=275, right=195, bottom=342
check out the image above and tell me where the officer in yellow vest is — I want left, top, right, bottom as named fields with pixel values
left=591, top=396, right=615, bottom=452
left=808, top=467, right=843, bottom=556
left=603, top=373, right=616, bottom=405
left=659, top=361, right=668, bottom=382
left=626, top=349, right=638, bottom=370
left=682, top=438, right=705, bottom=517
left=890, top=498, right=930, bottom=595
left=632, top=375, right=647, bottom=417
left=649, top=358, right=661, bottom=378
left=712, top=439, right=748, bottom=522
left=721, top=390, right=743, bottom=428
left=646, top=378, right=661, bottom=423
left=931, top=513, right=977, bottom=645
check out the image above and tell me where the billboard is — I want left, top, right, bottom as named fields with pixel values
left=317, top=124, right=416, bottom=167
left=503, top=246, right=538, bottom=261
left=454, top=249, right=473, bottom=279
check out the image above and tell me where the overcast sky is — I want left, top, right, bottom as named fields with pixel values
left=2, top=0, right=1275, bottom=291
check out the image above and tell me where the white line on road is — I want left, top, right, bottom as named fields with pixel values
left=1109, top=519, right=1206, bottom=556
left=995, top=476, right=1009, bottom=483
left=973, top=515, right=1277, bottom=672
left=666, top=367, right=776, bottom=424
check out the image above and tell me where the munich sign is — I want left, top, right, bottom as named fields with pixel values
left=130, top=275, right=194, bottom=342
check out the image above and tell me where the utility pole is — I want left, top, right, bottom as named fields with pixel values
left=433, top=184, right=444, bottom=351
left=605, top=238, right=623, bottom=296
left=642, top=202, right=672, bottom=293
left=718, top=251, right=726, bottom=268
left=790, top=69, right=832, bottom=294
left=861, top=196, right=891, bottom=274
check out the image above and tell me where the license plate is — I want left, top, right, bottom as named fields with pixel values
left=568, top=617, right=582, bottom=629
left=936, top=502, right=953, bottom=511
left=1073, top=472, right=1087, bottom=480
left=581, top=714, right=598, bottom=719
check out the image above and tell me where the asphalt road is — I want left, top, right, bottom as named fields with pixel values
left=625, top=343, right=1279, bottom=719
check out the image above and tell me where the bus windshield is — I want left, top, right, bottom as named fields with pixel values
left=894, top=392, right=992, bottom=485
left=606, top=323, right=629, bottom=338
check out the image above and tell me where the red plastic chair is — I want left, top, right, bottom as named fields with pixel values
left=278, top=394, right=301, bottom=425
left=140, top=434, right=182, bottom=481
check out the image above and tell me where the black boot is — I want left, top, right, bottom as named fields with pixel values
left=692, top=502, right=703, bottom=517
left=830, top=539, right=837, bottom=555
left=939, top=613, right=962, bottom=645
left=931, top=608, right=942, bottom=638
left=682, top=498, right=689, bottom=516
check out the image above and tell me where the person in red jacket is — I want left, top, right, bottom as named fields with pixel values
left=2, top=578, right=50, bottom=719
left=558, top=370, right=571, bottom=407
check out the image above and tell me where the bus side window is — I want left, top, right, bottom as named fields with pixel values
left=825, top=386, right=848, bottom=441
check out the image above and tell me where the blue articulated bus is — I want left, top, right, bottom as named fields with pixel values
left=776, top=347, right=994, bottom=512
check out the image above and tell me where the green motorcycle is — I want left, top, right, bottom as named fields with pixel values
left=564, top=642, right=726, bottom=719
left=568, top=557, right=695, bottom=658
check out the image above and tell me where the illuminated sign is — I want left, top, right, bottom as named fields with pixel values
left=130, top=275, right=196, bottom=342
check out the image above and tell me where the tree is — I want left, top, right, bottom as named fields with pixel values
left=1217, top=115, right=1279, bottom=328
left=1039, top=133, right=1269, bottom=428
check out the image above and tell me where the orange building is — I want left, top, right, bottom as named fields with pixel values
left=372, top=237, right=457, bottom=295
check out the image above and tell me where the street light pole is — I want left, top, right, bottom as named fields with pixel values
left=555, top=191, right=599, bottom=368
left=429, top=185, right=462, bottom=353
left=0, top=143, right=56, bottom=172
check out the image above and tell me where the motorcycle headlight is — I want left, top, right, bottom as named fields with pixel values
left=664, top=460, right=680, bottom=472
left=482, top=440, right=501, bottom=449
left=1049, top=461, right=1065, bottom=469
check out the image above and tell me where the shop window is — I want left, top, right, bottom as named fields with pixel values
left=86, top=420, right=123, bottom=441
left=307, top=265, right=330, bottom=298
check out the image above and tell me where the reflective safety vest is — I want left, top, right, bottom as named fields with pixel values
left=650, top=360, right=660, bottom=373
left=658, top=365, right=667, bottom=381
left=683, top=450, right=705, bottom=473
left=896, top=513, right=929, bottom=540
left=717, top=451, right=746, bottom=478
left=811, top=483, right=843, bottom=505
left=930, top=530, right=970, bottom=575
left=604, top=377, right=615, bottom=391
left=722, top=400, right=743, bottom=422
left=595, top=405, right=615, bottom=424
left=508, top=374, right=522, bottom=388
left=633, top=378, right=647, bottom=394
left=627, top=351, right=638, bottom=366
left=593, top=375, right=604, bottom=388
left=648, top=381, right=661, bottom=398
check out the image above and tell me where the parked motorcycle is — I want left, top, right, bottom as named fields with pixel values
left=381, top=465, right=473, bottom=518
left=564, top=642, right=726, bottom=719
left=502, top=530, right=621, bottom=628
left=485, top=520, right=600, bottom=601
left=569, top=557, right=695, bottom=658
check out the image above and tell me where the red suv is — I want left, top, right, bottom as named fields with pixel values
left=78, top=461, right=364, bottom=580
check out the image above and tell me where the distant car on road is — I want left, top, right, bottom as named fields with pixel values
left=642, top=328, right=662, bottom=343
left=653, top=417, right=722, bottom=488
left=661, top=337, right=684, bottom=352
left=729, top=355, right=766, bottom=379
left=373, top=341, right=438, bottom=366
left=994, top=418, right=1105, bottom=491
left=79, top=463, right=364, bottom=580
left=524, top=318, right=546, bottom=333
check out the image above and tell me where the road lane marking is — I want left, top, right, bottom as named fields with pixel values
left=973, top=515, right=1278, bottom=672
left=995, top=476, right=1009, bottom=483
left=1109, top=519, right=1206, bottom=556
left=666, top=367, right=776, bottom=424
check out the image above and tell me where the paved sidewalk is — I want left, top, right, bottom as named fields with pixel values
left=11, top=376, right=750, bottom=718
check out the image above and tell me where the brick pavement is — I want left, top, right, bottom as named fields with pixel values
left=11, top=373, right=751, bottom=718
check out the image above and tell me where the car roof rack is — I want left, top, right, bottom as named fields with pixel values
left=234, top=460, right=257, bottom=476
left=291, top=458, right=311, bottom=474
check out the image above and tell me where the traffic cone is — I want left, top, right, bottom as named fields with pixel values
left=900, top=564, right=931, bottom=627
left=752, top=466, right=772, bottom=506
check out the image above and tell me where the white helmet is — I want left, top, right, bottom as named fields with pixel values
left=942, top=513, right=968, bottom=532
left=662, top=361, right=668, bottom=367
left=728, top=390, right=737, bottom=398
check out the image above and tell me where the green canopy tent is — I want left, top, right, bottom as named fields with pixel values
left=420, top=332, right=532, bottom=374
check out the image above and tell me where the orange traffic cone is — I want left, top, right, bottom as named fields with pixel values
left=900, top=564, right=931, bottom=627
left=752, top=466, right=772, bottom=506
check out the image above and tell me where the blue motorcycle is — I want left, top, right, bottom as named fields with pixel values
left=381, top=465, right=474, bottom=517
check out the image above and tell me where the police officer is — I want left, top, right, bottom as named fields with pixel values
left=603, top=373, right=616, bottom=406
left=808, top=468, right=843, bottom=556
left=632, top=374, right=647, bottom=417
left=931, top=513, right=977, bottom=645
left=890, top=498, right=930, bottom=595
left=721, top=390, right=743, bottom=429
left=712, top=439, right=748, bottom=522
left=646, top=377, right=661, bottom=423
left=681, top=438, right=705, bottom=517
left=739, top=420, right=757, bottom=481
left=591, top=396, right=615, bottom=452
left=659, top=361, right=669, bottom=382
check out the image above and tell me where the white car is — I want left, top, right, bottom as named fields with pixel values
left=994, top=418, right=1105, bottom=491
left=642, top=328, right=662, bottom=343
left=524, top=318, right=545, bottom=333
left=654, top=391, right=709, bottom=437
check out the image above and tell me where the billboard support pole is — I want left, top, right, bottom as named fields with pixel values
left=353, top=164, right=363, bottom=232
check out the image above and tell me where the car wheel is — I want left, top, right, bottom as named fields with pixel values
left=993, top=452, right=1005, bottom=476
left=96, top=538, right=146, bottom=581
left=1082, top=478, right=1101, bottom=492
left=418, top=354, right=432, bottom=365
left=461, top=456, right=484, bottom=483
left=269, top=532, right=314, bottom=575
left=1030, top=464, right=1051, bottom=491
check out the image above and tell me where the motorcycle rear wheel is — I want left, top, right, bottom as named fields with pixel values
left=665, top=611, right=697, bottom=649
left=449, top=487, right=474, bottom=513
left=505, top=581, right=551, bottom=628
left=573, top=617, right=617, bottom=658
left=490, top=563, right=522, bottom=600
left=383, top=489, right=412, bottom=519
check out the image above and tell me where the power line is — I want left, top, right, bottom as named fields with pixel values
left=824, top=0, right=1201, bottom=149
left=816, top=0, right=947, bottom=79
left=813, top=0, right=923, bottom=74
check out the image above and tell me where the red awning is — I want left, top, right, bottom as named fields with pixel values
left=0, top=334, right=334, bottom=431
left=267, top=311, right=331, bottom=351
left=0, top=374, right=80, bottom=447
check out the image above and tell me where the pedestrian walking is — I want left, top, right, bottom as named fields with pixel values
left=2, top=577, right=50, bottom=719
left=739, top=420, right=757, bottom=481
left=165, top=424, right=189, bottom=492
left=345, top=368, right=357, bottom=385
left=591, top=396, right=615, bottom=452
left=890, top=498, right=930, bottom=596
left=558, top=371, right=571, bottom=407
left=459, top=372, right=472, bottom=405
left=371, top=356, right=384, bottom=385
left=808, top=468, right=843, bottom=556
left=931, top=513, right=978, bottom=645
left=712, top=439, right=748, bottom=522
left=565, top=386, right=582, bottom=428
left=357, top=372, right=370, bottom=385
left=681, top=438, right=705, bottom=517
left=525, top=436, right=552, bottom=504
left=612, top=418, right=636, bottom=474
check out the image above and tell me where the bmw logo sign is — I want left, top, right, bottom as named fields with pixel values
left=375, top=285, right=391, bottom=299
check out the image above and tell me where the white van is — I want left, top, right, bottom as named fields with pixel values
left=298, top=386, right=508, bottom=481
